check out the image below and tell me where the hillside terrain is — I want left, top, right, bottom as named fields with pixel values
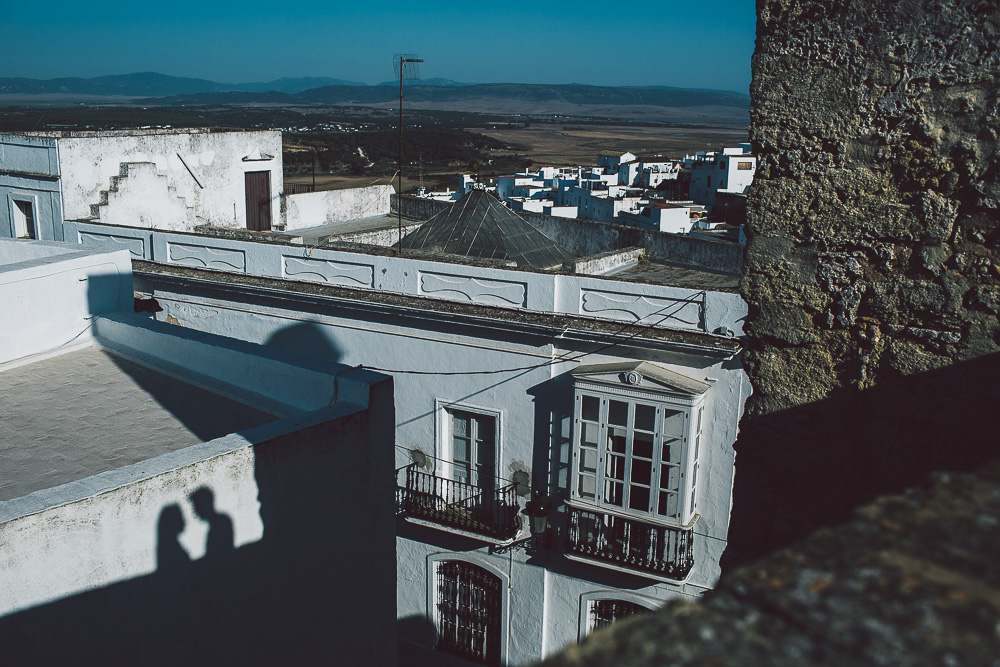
left=0, top=72, right=749, bottom=123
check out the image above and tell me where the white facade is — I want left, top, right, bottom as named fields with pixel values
left=283, top=183, right=394, bottom=230
left=0, top=129, right=283, bottom=235
left=72, top=217, right=749, bottom=665
left=560, top=185, right=643, bottom=224
left=619, top=203, right=693, bottom=233
left=687, top=145, right=756, bottom=208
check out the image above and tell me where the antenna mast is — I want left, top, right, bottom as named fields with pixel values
left=393, top=53, right=424, bottom=254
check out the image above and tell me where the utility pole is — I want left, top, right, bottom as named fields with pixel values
left=394, top=54, right=424, bottom=254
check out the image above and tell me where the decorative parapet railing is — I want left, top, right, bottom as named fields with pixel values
left=64, top=220, right=746, bottom=339
left=566, top=504, right=694, bottom=581
left=399, top=465, right=521, bottom=540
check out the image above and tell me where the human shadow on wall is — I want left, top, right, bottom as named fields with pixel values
left=723, top=351, right=1000, bottom=570
left=0, top=320, right=395, bottom=665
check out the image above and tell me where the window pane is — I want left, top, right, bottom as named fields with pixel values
left=580, top=447, right=598, bottom=473
left=606, top=454, right=625, bottom=481
left=658, top=491, right=678, bottom=517
left=628, top=485, right=650, bottom=512
left=660, top=466, right=679, bottom=491
left=661, top=437, right=682, bottom=464
left=630, top=459, right=652, bottom=485
left=477, top=440, right=492, bottom=469
left=453, top=415, right=469, bottom=438
left=581, top=422, right=599, bottom=446
left=454, top=438, right=469, bottom=463
left=608, top=427, right=627, bottom=454
left=476, top=415, right=495, bottom=442
left=579, top=474, right=596, bottom=499
left=604, top=480, right=623, bottom=506
left=608, top=400, right=628, bottom=426
left=635, top=404, right=655, bottom=432
left=582, top=395, right=600, bottom=422
left=663, top=409, right=684, bottom=436
left=633, top=432, right=654, bottom=459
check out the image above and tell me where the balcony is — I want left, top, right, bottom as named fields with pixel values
left=399, top=464, right=521, bottom=541
left=566, top=504, right=694, bottom=581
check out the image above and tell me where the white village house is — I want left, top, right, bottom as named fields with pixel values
left=2, top=128, right=750, bottom=666
left=0, top=129, right=393, bottom=238
left=0, top=238, right=396, bottom=664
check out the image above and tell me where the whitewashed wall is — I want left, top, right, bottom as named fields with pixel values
left=284, top=184, right=394, bottom=230
left=64, top=221, right=747, bottom=337
left=144, top=271, right=747, bottom=665
left=56, top=130, right=282, bottom=231
left=0, top=135, right=65, bottom=241
left=0, top=240, right=132, bottom=364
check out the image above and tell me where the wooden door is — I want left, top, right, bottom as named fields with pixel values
left=244, top=171, right=272, bottom=231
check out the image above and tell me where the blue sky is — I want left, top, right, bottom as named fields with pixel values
left=2, top=1, right=755, bottom=92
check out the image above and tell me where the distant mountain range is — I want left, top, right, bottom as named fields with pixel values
left=0, top=72, right=749, bottom=122
left=0, top=72, right=368, bottom=96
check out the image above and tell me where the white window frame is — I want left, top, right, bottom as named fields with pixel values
left=9, top=194, right=38, bottom=239
left=571, top=379, right=705, bottom=526
left=426, top=552, right=510, bottom=665
left=578, top=591, right=658, bottom=642
left=434, top=399, right=502, bottom=486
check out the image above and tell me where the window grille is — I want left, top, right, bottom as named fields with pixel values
left=436, top=561, right=502, bottom=665
left=590, top=599, right=650, bottom=632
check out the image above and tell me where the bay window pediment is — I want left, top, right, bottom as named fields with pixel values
left=570, top=361, right=712, bottom=397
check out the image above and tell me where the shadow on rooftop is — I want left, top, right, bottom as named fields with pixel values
left=0, top=319, right=396, bottom=665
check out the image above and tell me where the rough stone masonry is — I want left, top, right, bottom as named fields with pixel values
left=727, top=0, right=1000, bottom=566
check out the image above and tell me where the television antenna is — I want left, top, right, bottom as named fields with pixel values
left=418, top=152, right=424, bottom=195
left=393, top=53, right=424, bottom=253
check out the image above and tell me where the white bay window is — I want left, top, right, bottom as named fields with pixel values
left=571, top=362, right=708, bottom=526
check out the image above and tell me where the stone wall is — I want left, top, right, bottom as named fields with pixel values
left=727, top=0, right=1000, bottom=565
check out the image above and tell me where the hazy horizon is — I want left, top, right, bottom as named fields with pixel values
left=2, top=1, right=754, bottom=94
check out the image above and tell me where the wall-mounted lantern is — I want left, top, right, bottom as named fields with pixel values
left=523, top=494, right=551, bottom=544
left=491, top=493, right=551, bottom=555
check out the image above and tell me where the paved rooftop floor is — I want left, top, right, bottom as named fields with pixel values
left=0, top=346, right=276, bottom=502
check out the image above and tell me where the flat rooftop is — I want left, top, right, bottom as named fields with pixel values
left=0, top=345, right=276, bottom=502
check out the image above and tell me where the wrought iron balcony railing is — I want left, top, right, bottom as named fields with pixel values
left=566, top=504, right=694, bottom=581
left=400, top=464, right=521, bottom=540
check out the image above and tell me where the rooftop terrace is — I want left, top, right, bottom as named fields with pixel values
left=0, top=345, right=275, bottom=502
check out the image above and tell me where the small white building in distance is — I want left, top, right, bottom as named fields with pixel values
left=618, top=202, right=694, bottom=233
left=686, top=143, right=756, bottom=208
